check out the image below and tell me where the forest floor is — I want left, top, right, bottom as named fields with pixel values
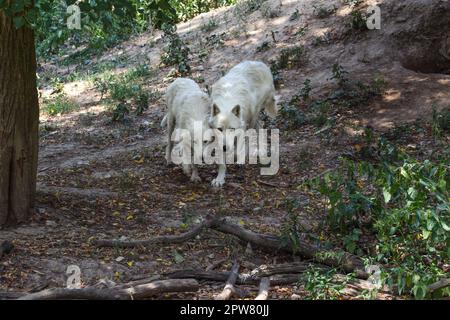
left=1, top=0, right=449, bottom=299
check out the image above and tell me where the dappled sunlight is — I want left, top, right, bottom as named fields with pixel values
left=382, top=89, right=401, bottom=102
left=336, top=6, right=353, bottom=17
left=311, top=27, right=331, bottom=37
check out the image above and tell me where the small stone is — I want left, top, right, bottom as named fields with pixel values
left=46, top=220, right=57, bottom=227
left=291, top=294, right=301, bottom=300
left=76, top=160, right=89, bottom=166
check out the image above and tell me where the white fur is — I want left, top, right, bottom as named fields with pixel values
left=209, top=61, right=278, bottom=187
left=163, top=78, right=211, bottom=182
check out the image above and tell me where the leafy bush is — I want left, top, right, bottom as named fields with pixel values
left=302, top=267, right=351, bottom=299
left=307, top=139, right=450, bottom=299
left=42, top=93, right=79, bottom=116
left=160, top=23, right=191, bottom=75
left=274, top=45, right=308, bottom=70
left=431, top=105, right=450, bottom=137
left=93, top=65, right=154, bottom=121
left=35, top=0, right=142, bottom=58
left=349, top=10, right=367, bottom=30
left=32, top=0, right=236, bottom=59
left=170, top=0, right=236, bottom=22
left=200, top=18, right=219, bottom=33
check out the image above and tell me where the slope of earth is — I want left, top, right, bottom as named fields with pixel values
left=0, top=0, right=448, bottom=299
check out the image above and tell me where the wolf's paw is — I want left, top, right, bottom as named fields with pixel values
left=165, top=155, right=172, bottom=165
left=190, top=175, right=202, bottom=183
left=182, top=165, right=192, bottom=177
left=211, top=178, right=225, bottom=188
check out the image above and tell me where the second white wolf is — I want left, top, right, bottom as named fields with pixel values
left=162, top=78, right=211, bottom=182
left=208, top=60, right=278, bottom=187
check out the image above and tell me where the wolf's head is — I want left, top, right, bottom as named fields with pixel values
left=208, top=102, right=246, bottom=152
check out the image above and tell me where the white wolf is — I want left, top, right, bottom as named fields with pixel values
left=162, top=78, right=211, bottom=182
left=208, top=61, right=278, bottom=187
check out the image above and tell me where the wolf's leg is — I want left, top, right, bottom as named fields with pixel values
left=182, top=164, right=192, bottom=177
left=190, top=165, right=201, bottom=183
left=211, top=164, right=226, bottom=187
left=165, top=114, right=175, bottom=164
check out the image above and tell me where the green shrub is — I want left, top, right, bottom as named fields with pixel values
left=350, top=10, right=367, bottom=30
left=276, top=45, right=308, bottom=70
left=201, top=18, right=219, bottom=33
left=432, top=105, right=450, bottom=137
left=302, top=267, right=351, bottom=299
left=42, top=94, right=79, bottom=116
left=93, top=65, right=154, bottom=121
left=307, top=139, right=450, bottom=299
left=160, top=23, right=191, bottom=75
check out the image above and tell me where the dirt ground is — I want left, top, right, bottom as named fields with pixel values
left=0, top=0, right=449, bottom=299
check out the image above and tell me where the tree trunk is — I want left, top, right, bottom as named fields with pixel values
left=0, top=11, right=39, bottom=227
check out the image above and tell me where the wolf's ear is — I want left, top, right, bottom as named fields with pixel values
left=232, top=105, right=241, bottom=118
left=212, top=104, right=220, bottom=116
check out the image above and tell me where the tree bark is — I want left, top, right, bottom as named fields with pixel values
left=0, top=10, right=39, bottom=227
left=214, top=261, right=240, bottom=300
left=17, top=279, right=199, bottom=300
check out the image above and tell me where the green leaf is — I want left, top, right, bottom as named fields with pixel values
left=172, top=251, right=184, bottom=264
left=383, top=188, right=391, bottom=203
left=412, top=284, right=427, bottom=300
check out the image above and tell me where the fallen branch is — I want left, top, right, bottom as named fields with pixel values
left=96, top=215, right=367, bottom=277
left=165, top=269, right=302, bottom=285
left=0, top=292, right=24, bottom=300
left=206, top=257, right=228, bottom=271
left=95, top=218, right=217, bottom=248
left=210, top=217, right=367, bottom=277
left=333, top=275, right=395, bottom=299
left=215, top=261, right=240, bottom=300
left=428, top=278, right=450, bottom=293
left=257, top=180, right=284, bottom=188
left=18, top=279, right=199, bottom=300
left=255, top=278, right=270, bottom=300
left=241, top=262, right=315, bottom=279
